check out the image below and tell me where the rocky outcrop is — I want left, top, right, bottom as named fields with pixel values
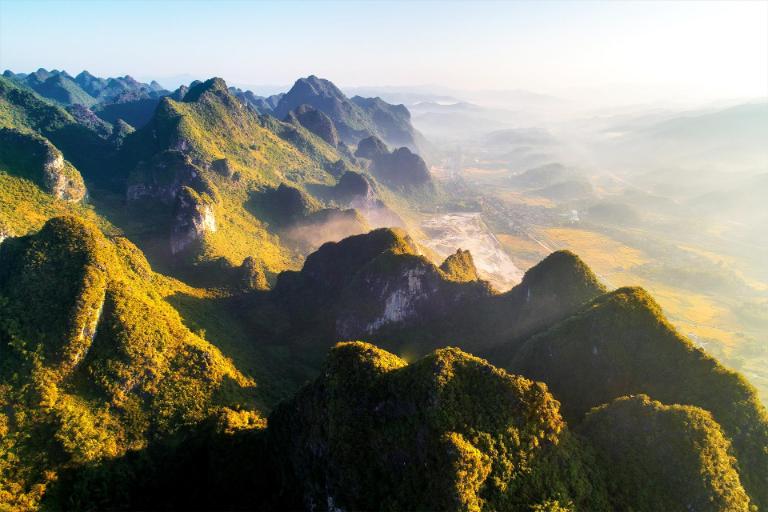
left=211, top=158, right=233, bottom=178
left=440, top=249, right=479, bottom=282
left=0, top=225, right=12, bottom=245
left=336, top=251, right=491, bottom=337
left=333, top=171, right=374, bottom=203
left=238, top=256, right=269, bottom=290
left=285, top=104, right=339, bottom=147
left=355, top=135, right=431, bottom=190
left=43, top=145, right=87, bottom=202
left=354, top=134, right=389, bottom=160
left=127, top=150, right=218, bottom=205
left=0, top=127, right=87, bottom=202
left=271, top=227, right=490, bottom=339
left=126, top=149, right=222, bottom=256
left=170, top=186, right=217, bottom=255
left=273, top=75, right=421, bottom=149
left=580, top=394, right=750, bottom=512
left=267, top=342, right=592, bottom=511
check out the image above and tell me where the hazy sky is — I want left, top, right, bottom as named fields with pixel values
left=1, top=0, right=766, bottom=102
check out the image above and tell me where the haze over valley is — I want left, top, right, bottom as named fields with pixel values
left=0, top=1, right=767, bottom=510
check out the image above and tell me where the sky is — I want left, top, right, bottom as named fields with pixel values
left=1, top=0, right=766, bottom=104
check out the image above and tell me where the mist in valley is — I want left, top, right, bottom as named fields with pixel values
left=366, top=83, right=768, bottom=399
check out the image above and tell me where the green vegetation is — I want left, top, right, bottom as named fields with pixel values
left=440, top=248, right=480, bottom=282
left=0, top=127, right=86, bottom=202
left=0, top=217, right=260, bottom=509
left=508, top=286, right=768, bottom=508
left=268, top=341, right=593, bottom=510
left=582, top=394, right=750, bottom=511
left=1, top=69, right=766, bottom=511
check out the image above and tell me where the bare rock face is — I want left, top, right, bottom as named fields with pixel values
left=43, top=147, right=87, bottom=202
left=127, top=150, right=220, bottom=204
left=238, top=255, right=269, bottom=290
left=335, top=253, right=490, bottom=337
left=170, top=186, right=217, bottom=255
left=0, top=127, right=87, bottom=202
left=0, top=225, right=12, bottom=245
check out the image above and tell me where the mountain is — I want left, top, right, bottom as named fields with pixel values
left=510, top=162, right=576, bottom=189
left=229, top=86, right=283, bottom=114
left=47, top=341, right=755, bottom=511
left=0, top=76, right=113, bottom=179
left=603, top=101, right=768, bottom=169
left=115, top=77, right=397, bottom=281
left=1, top=67, right=767, bottom=511
left=0, top=128, right=86, bottom=202
left=4, top=69, right=173, bottom=132
left=265, top=342, right=603, bottom=511
left=1, top=216, right=766, bottom=510
left=533, top=179, right=594, bottom=201
left=3, top=69, right=169, bottom=108
left=272, top=75, right=422, bottom=151
left=240, top=235, right=605, bottom=375
left=507, top=286, right=768, bottom=507
left=581, top=394, right=749, bottom=511
left=354, top=135, right=432, bottom=190
left=0, top=216, right=261, bottom=509
left=284, top=104, right=340, bottom=147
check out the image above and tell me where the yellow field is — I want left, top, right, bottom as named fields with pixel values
left=493, top=189, right=556, bottom=207
left=463, top=166, right=510, bottom=177
left=497, top=233, right=550, bottom=269
left=640, top=282, right=739, bottom=349
left=517, top=227, right=743, bottom=352
left=540, top=227, right=649, bottom=274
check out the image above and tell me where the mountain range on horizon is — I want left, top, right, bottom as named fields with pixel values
left=0, top=65, right=767, bottom=512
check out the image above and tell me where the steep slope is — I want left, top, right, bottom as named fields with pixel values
left=508, top=286, right=768, bottom=509
left=440, top=248, right=480, bottom=282
left=0, top=76, right=112, bottom=183
left=366, top=248, right=607, bottom=357
left=4, top=69, right=168, bottom=108
left=0, top=216, right=261, bottom=509
left=350, top=95, right=417, bottom=148
left=265, top=227, right=491, bottom=358
left=115, top=77, right=366, bottom=278
left=263, top=342, right=606, bottom=511
left=43, top=341, right=761, bottom=512
left=245, top=235, right=604, bottom=379
left=284, top=104, right=340, bottom=147
left=273, top=75, right=421, bottom=150
left=0, top=128, right=86, bottom=202
left=354, top=135, right=433, bottom=191
left=581, top=394, right=750, bottom=511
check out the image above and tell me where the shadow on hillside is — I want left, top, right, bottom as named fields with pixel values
left=45, top=421, right=299, bottom=511
left=166, top=290, right=307, bottom=406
